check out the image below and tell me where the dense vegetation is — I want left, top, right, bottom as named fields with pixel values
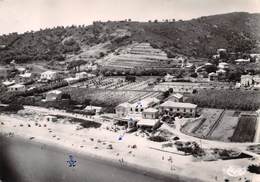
left=0, top=12, right=259, bottom=64
left=187, top=90, right=260, bottom=111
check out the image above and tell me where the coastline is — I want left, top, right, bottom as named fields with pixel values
left=1, top=109, right=258, bottom=182
left=1, top=134, right=203, bottom=182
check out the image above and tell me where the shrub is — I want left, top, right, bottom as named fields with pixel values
left=248, top=164, right=260, bottom=174
left=149, top=135, right=167, bottom=142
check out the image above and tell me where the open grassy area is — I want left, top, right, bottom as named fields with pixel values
left=230, top=115, right=257, bottom=142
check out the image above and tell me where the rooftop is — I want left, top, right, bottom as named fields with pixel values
left=48, top=90, right=62, bottom=94
left=117, top=102, right=132, bottom=108
left=143, top=108, right=158, bottom=113
left=9, top=84, right=25, bottom=88
left=137, top=119, right=158, bottom=126
left=19, top=72, right=32, bottom=78
left=84, top=106, right=102, bottom=110
left=171, top=93, right=183, bottom=99
left=42, top=70, right=57, bottom=74
left=160, top=101, right=197, bottom=109
left=132, top=97, right=160, bottom=108
left=2, top=80, right=15, bottom=86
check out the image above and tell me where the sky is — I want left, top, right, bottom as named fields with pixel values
left=0, top=0, right=259, bottom=35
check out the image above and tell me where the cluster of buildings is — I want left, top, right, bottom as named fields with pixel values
left=115, top=93, right=197, bottom=129
left=240, top=74, right=260, bottom=88
left=1, top=67, right=96, bottom=92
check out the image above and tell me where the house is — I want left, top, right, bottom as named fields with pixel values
left=137, top=119, right=159, bottom=129
left=240, top=74, right=260, bottom=87
left=2, top=80, right=15, bottom=87
left=16, top=67, right=26, bottom=74
left=15, top=72, right=34, bottom=84
left=218, top=62, right=229, bottom=70
left=8, top=84, right=26, bottom=92
left=0, top=67, right=9, bottom=79
left=250, top=54, right=260, bottom=62
left=208, top=72, right=218, bottom=81
left=168, top=93, right=183, bottom=102
left=142, top=108, right=159, bottom=119
left=46, top=90, right=62, bottom=101
left=64, top=77, right=79, bottom=84
left=241, top=75, right=253, bottom=87
left=40, top=71, right=58, bottom=81
left=164, top=74, right=175, bottom=82
left=84, top=106, right=102, bottom=115
left=115, top=102, right=132, bottom=117
left=159, top=101, right=197, bottom=117
left=45, top=115, right=58, bottom=122
left=253, top=76, right=260, bottom=88
left=75, top=72, right=88, bottom=79
left=216, top=69, right=226, bottom=80
left=87, top=73, right=96, bottom=78
left=235, top=59, right=250, bottom=64
left=130, top=97, right=160, bottom=113
left=217, top=48, right=227, bottom=54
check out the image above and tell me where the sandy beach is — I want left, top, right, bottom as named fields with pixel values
left=0, top=106, right=259, bottom=182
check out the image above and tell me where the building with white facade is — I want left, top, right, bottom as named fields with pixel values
left=40, top=71, right=58, bottom=81
left=159, top=101, right=197, bottom=117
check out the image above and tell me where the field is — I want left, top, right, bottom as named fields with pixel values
left=210, top=110, right=239, bottom=142
left=71, top=76, right=157, bottom=91
left=62, top=87, right=161, bottom=107
left=181, top=109, right=258, bottom=143
left=181, top=108, right=224, bottom=138
left=153, top=82, right=234, bottom=93
left=187, top=90, right=260, bottom=111
left=230, top=115, right=257, bottom=142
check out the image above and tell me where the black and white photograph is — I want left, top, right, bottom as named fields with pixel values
left=0, top=0, right=260, bottom=181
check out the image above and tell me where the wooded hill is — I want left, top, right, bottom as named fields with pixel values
left=0, top=12, right=259, bottom=64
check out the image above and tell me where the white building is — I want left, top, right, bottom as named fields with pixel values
left=218, top=62, right=229, bottom=70
left=142, top=108, right=159, bottom=119
left=84, top=105, right=102, bottom=115
left=40, top=71, right=58, bottom=81
left=64, top=77, right=79, bottom=84
left=168, top=93, right=183, bottom=102
left=130, top=97, right=160, bottom=113
left=2, top=80, right=15, bottom=87
left=159, top=101, right=197, bottom=117
left=16, top=72, right=33, bottom=84
left=8, top=84, right=26, bottom=92
left=46, top=90, right=62, bottom=101
left=75, top=72, right=88, bottom=79
left=208, top=72, right=218, bottom=81
left=235, top=59, right=250, bottom=64
left=115, top=102, right=132, bottom=117
left=164, top=74, right=175, bottom=82
left=240, top=74, right=260, bottom=88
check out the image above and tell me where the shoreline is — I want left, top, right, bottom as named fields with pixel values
left=1, top=134, right=203, bottom=182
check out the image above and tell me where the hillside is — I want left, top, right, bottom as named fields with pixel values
left=0, top=12, right=259, bottom=64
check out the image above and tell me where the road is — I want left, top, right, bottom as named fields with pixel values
left=0, top=136, right=179, bottom=182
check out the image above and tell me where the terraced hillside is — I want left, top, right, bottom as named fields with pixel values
left=101, top=42, right=180, bottom=70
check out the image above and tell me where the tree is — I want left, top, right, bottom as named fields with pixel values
left=190, top=72, right=198, bottom=78
left=163, top=90, right=170, bottom=98
left=125, top=75, right=136, bottom=82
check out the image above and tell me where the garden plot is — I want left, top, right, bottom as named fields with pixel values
left=63, top=87, right=155, bottom=107
left=230, top=115, right=257, bottom=142
left=180, top=108, right=224, bottom=138
left=210, top=110, right=239, bottom=142
left=193, top=108, right=224, bottom=137
left=117, top=80, right=150, bottom=90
